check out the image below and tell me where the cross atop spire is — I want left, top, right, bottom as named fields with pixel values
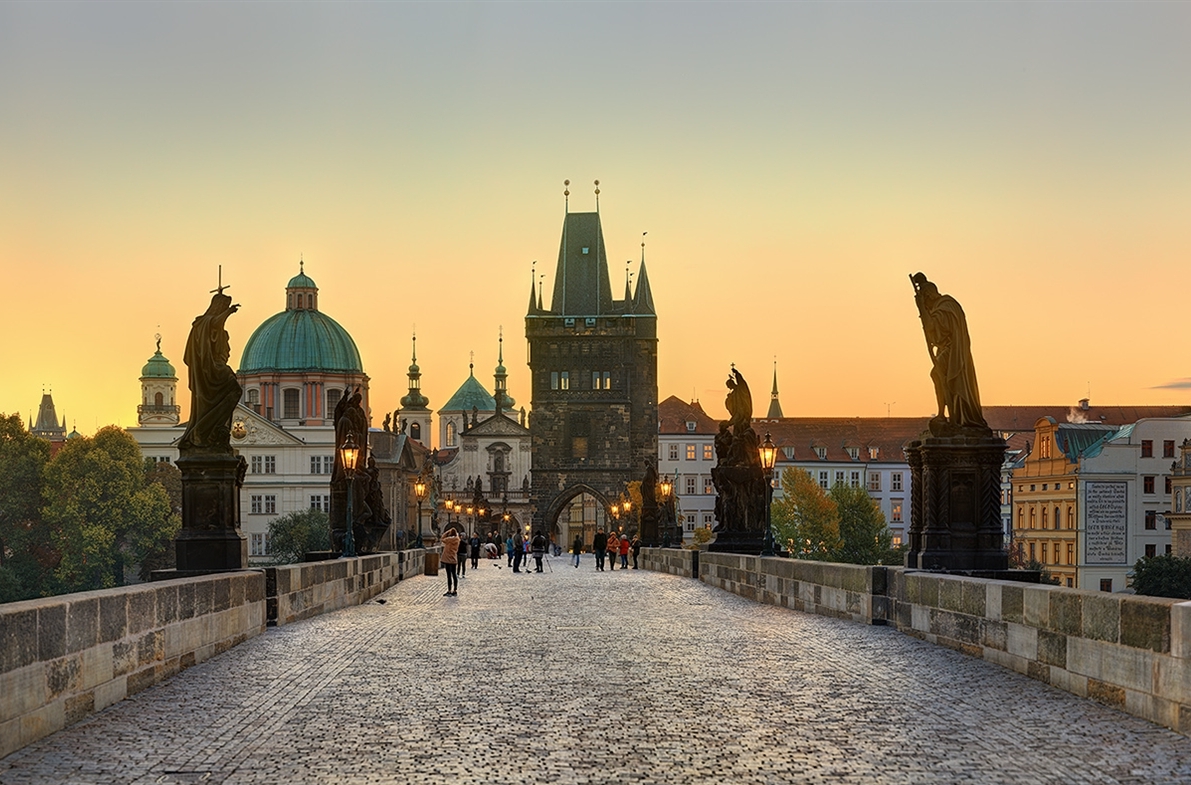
left=767, top=358, right=784, bottom=419
left=209, top=265, right=230, bottom=295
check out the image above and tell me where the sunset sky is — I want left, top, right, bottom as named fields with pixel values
left=2, top=2, right=1190, bottom=435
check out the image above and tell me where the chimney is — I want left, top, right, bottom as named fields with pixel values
left=1079, top=398, right=1090, bottom=411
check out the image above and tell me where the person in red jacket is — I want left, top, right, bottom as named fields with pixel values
left=441, top=527, right=460, bottom=597
left=619, top=533, right=631, bottom=569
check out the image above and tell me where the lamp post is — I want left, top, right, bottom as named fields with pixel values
left=759, top=432, right=778, bottom=557
left=340, top=432, right=361, bottom=558
left=623, top=500, right=633, bottom=535
left=660, top=474, right=673, bottom=548
left=413, top=478, right=427, bottom=548
left=466, top=505, right=474, bottom=538
left=453, top=503, right=462, bottom=536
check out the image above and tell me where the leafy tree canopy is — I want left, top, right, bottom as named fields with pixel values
left=267, top=509, right=331, bottom=565
left=829, top=483, right=899, bottom=565
left=771, top=468, right=840, bottom=560
left=1131, top=554, right=1191, bottom=599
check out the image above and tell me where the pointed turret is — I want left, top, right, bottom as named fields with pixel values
left=527, top=271, right=540, bottom=315
left=493, top=329, right=512, bottom=417
left=766, top=361, right=784, bottom=419
left=32, top=392, right=66, bottom=439
left=632, top=259, right=655, bottom=315
left=400, top=334, right=430, bottom=410
left=549, top=212, right=614, bottom=316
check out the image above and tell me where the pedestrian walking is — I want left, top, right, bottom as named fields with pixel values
left=441, top=527, right=460, bottom=597
left=631, top=535, right=642, bottom=569
left=470, top=534, right=481, bottom=570
left=592, top=529, right=607, bottom=571
left=531, top=530, right=547, bottom=572
left=606, top=531, right=620, bottom=571
left=512, top=530, right=525, bottom=573
left=506, top=535, right=515, bottom=567
left=572, top=534, right=582, bottom=568
left=458, top=535, right=469, bottom=577
left=619, top=534, right=630, bottom=569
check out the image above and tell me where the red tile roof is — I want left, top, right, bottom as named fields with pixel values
left=658, top=396, right=720, bottom=435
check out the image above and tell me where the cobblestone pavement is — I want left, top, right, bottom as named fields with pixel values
left=4, top=559, right=1191, bottom=784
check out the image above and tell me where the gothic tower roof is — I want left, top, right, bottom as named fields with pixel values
left=766, top=361, right=784, bottom=419
left=549, top=212, right=615, bottom=316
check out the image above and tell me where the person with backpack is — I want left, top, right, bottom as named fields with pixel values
left=440, top=527, right=460, bottom=597
left=469, top=534, right=481, bottom=570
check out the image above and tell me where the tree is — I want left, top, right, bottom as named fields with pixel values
left=828, top=483, right=897, bottom=565
left=41, top=427, right=176, bottom=592
left=1131, top=554, right=1191, bottom=599
left=771, top=468, right=840, bottom=560
left=140, top=461, right=182, bottom=579
left=0, top=414, right=53, bottom=602
left=267, top=509, right=331, bottom=565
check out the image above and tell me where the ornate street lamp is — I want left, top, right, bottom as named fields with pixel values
left=659, top=474, right=673, bottom=548
left=340, top=432, right=361, bottom=558
left=466, top=505, right=475, bottom=538
left=623, top=500, right=633, bottom=535
left=413, top=477, right=427, bottom=548
left=759, top=432, right=778, bottom=557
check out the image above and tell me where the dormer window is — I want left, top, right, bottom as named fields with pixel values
left=847, top=447, right=859, bottom=461
left=686, top=421, right=696, bottom=432
left=868, top=446, right=879, bottom=460
left=814, top=446, right=827, bottom=460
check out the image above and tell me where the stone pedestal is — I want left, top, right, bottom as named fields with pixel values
left=905, top=433, right=1007, bottom=572
left=639, top=509, right=660, bottom=548
left=174, top=452, right=247, bottom=572
left=706, top=531, right=765, bottom=555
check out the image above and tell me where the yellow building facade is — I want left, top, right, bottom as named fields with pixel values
left=1011, top=417, right=1084, bottom=587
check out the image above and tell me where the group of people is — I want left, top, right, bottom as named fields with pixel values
left=440, top=526, right=642, bottom=596
left=577, top=530, right=640, bottom=571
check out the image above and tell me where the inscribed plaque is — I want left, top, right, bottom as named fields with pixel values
left=1084, top=482, right=1127, bottom=565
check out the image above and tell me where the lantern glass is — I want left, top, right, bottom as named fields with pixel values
left=759, top=433, right=777, bottom=471
left=414, top=480, right=427, bottom=501
left=340, top=433, right=360, bottom=475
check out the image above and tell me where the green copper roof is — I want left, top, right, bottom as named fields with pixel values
left=287, top=271, right=317, bottom=289
left=440, top=370, right=495, bottom=413
left=239, top=309, right=362, bottom=373
left=141, top=348, right=177, bottom=378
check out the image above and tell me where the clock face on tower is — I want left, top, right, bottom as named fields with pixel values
left=232, top=420, right=247, bottom=440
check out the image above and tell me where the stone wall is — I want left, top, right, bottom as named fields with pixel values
left=0, top=571, right=265, bottom=759
left=647, top=552, right=1191, bottom=737
left=639, top=547, right=697, bottom=578
left=0, top=547, right=439, bottom=759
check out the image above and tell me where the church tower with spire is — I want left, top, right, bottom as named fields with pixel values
left=525, top=181, right=659, bottom=539
left=138, top=334, right=181, bottom=426
left=766, top=360, right=784, bottom=419
left=397, top=334, right=431, bottom=444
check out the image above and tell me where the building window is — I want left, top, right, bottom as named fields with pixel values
left=311, top=456, right=323, bottom=474
left=686, top=444, right=696, bottom=461
left=1144, top=476, right=1155, bottom=494
left=1165, top=440, right=1176, bottom=458
left=868, top=473, right=881, bottom=492
left=283, top=389, right=300, bottom=419
left=1016, top=507, right=1024, bottom=529
left=668, top=444, right=679, bottom=461
left=1145, top=543, right=1157, bottom=558
left=251, top=495, right=262, bottom=514
left=685, top=476, right=696, bottom=495
left=850, top=471, right=861, bottom=488
left=819, top=471, right=829, bottom=489
left=1029, top=507, right=1036, bottom=529
left=310, top=495, right=329, bottom=512
left=265, top=495, right=276, bottom=514
left=1040, top=435, right=1051, bottom=459
left=1054, top=507, right=1061, bottom=530
left=1167, top=544, right=1173, bottom=555
left=847, top=446, right=859, bottom=461
left=251, top=456, right=262, bottom=474
left=891, top=473, right=903, bottom=492
left=703, top=444, right=713, bottom=460
left=703, top=514, right=713, bottom=527
left=250, top=533, right=269, bottom=556
left=1142, top=440, right=1153, bottom=458
left=869, top=446, right=879, bottom=460
left=602, top=371, right=611, bottom=389
left=1067, top=543, right=1074, bottom=565
left=1067, top=506, right=1075, bottom=529
left=891, top=500, right=903, bottom=523
left=1145, top=510, right=1157, bottom=530
left=835, top=471, right=845, bottom=487
left=1165, top=477, right=1173, bottom=495
left=550, top=372, right=559, bottom=390
left=264, top=456, right=276, bottom=474
left=446, top=421, right=457, bottom=447
left=326, top=388, right=341, bottom=414
left=891, top=532, right=902, bottom=546
left=703, top=477, right=714, bottom=495
left=1100, top=578, right=1113, bottom=592
left=1041, top=543, right=1048, bottom=564
left=814, top=446, right=827, bottom=460
left=247, top=388, right=260, bottom=407
left=560, top=371, right=570, bottom=390
left=1029, top=542, right=1036, bottom=562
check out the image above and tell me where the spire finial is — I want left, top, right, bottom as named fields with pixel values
left=469, top=350, right=474, bottom=376
left=299, top=255, right=304, bottom=274
left=411, top=329, right=417, bottom=363
left=209, top=264, right=230, bottom=295
left=563, top=180, right=570, bottom=213
left=642, top=231, right=647, bottom=262
left=155, top=331, right=162, bottom=353
left=498, top=326, right=504, bottom=363
left=594, top=179, right=600, bottom=212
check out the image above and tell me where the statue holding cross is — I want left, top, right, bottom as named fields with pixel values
left=179, top=267, right=243, bottom=453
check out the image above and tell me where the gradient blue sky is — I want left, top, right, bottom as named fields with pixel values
left=2, top=2, right=1190, bottom=433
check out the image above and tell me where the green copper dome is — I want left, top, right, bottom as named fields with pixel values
left=141, top=341, right=177, bottom=378
left=239, top=310, right=362, bottom=374
left=441, top=368, right=496, bottom=413
left=287, top=271, right=317, bottom=289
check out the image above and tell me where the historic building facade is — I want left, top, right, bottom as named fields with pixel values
left=525, top=199, right=658, bottom=546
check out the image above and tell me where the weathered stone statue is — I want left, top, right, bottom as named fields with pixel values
left=905, top=274, right=1007, bottom=572
left=330, top=387, right=391, bottom=555
left=179, top=292, right=242, bottom=452
left=161, top=286, right=249, bottom=576
left=639, top=459, right=660, bottom=546
left=709, top=366, right=767, bottom=553
left=911, top=272, right=988, bottom=436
